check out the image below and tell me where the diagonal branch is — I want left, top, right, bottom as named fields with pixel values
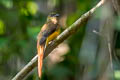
left=12, top=0, right=106, bottom=80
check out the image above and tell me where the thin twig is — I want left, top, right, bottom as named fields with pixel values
left=12, top=1, right=106, bottom=80
left=107, top=37, right=113, bottom=70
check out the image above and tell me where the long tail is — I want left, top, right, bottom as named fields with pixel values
left=37, top=45, right=44, bottom=78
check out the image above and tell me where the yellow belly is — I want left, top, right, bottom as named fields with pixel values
left=46, top=29, right=60, bottom=46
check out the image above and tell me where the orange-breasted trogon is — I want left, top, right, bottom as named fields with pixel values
left=37, top=13, right=60, bottom=78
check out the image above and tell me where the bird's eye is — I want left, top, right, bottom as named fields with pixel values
left=50, top=13, right=56, bottom=17
left=50, top=13, right=59, bottom=17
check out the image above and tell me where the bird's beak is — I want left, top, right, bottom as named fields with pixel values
left=54, top=14, right=59, bottom=17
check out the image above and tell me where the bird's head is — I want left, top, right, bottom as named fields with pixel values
left=47, top=13, right=60, bottom=24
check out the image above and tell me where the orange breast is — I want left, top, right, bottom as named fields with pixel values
left=46, top=29, right=60, bottom=46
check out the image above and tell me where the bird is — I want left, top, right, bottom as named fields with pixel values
left=37, top=13, right=60, bottom=78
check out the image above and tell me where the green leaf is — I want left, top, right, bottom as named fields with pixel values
left=0, top=20, right=5, bottom=35
left=115, top=70, right=120, bottom=79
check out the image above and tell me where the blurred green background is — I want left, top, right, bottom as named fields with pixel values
left=0, top=0, right=120, bottom=80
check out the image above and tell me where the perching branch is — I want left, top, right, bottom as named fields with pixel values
left=12, top=0, right=106, bottom=80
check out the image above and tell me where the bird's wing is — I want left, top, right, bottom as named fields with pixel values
left=39, top=22, right=58, bottom=45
